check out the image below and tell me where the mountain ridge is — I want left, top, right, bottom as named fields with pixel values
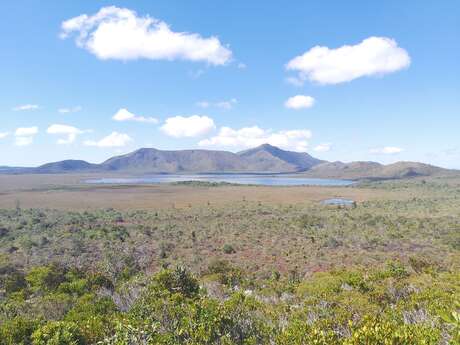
left=0, top=144, right=455, bottom=180
left=302, top=160, right=452, bottom=180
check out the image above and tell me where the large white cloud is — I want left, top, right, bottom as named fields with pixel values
left=370, top=146, right=404, bottom=155
left=112, top=108, right=158, bottom=123
left=84, top=132, right=132, bottom=148
left=286, top=36, right=410, bottom=85
left=161, top=115, right=215, bottom=138
left=284, top=95, right=315, bottom=109
left=47, top=124, right=87, bottom=144
left=61, top=6, right=232, bottom=65
left=14, top=127, right=38, bottom=146
left=199, top=126, right=312, bottom=152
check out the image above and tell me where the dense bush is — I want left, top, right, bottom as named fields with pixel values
left=31, top=321, right=85, bottom=345
left=0, top=317, right=41, bottom=345
left=0, top=264, right=457, bottom=344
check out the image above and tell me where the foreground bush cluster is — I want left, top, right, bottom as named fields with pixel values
left=0, top=260, right=459, bottom=344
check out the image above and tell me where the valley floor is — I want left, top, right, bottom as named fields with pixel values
left=0, top=173, right=448, bottom=210
left=0, top=174, right=459, bottom=343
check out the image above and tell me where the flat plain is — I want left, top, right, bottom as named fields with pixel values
left=0, top=173, right=436, bottom=210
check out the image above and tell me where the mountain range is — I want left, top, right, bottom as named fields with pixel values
left=1, top=144, right=455, bottom=180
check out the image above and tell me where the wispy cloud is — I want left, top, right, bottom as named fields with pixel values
left=13, top=104, right=39, bottom=111
left=314, top=143, right=332, bottom=152
left=47, top=124, right=89, bottom=144
left=285, top=77, right=305, bottom=87
left=0, top=132, right=9, bottom=139
left=370, top=146, right=404, bottom=155
left=112, top=108, right=158, bottom=124
left=196, top=98, right=237, bottom=110
left=58, top=106, right=82, bottom=114
left=188, top=69, right=205, bottom=79
left=84, top=132, right=132, bottom=148
left=15, top=127, right=38, bottom=136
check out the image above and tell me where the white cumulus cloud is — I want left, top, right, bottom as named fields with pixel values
left=161, top=115, right=215, bottom=138
left=286, top=36, right=410, bottom=85
left=199, top=126, right=312, bottom=152
left=370, top=146, right=404, bottom=155
left=13, top=104, right=39, bottom=111
left=14, top=127, right=38, bottom=146
left=285, top=95, right=315, bottom=109
left=61, top=6, right=232, bottom=65
left=112, top=108, right=158, bottom=123
left=314, top=143, right=332, bottom=152
left=84, top=132, right=132, bottom=148
left=58, top=106, right=82, bottom=114
left=47, top=124, right=87, bottom=144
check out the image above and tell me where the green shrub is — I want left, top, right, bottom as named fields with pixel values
left=26, top=265, right=66, bottom=292
left=206, top=259, right=243, bottom=287
left=3, top=271, right=27, bottom=294
left=440, top=301, right=460, bottom=344
left=65, top=294, right=117, bottom=341
left=31, top=321, right=85, bottom=345
left=277, top=319, right=339, bottom=345
left=0, top=317, right=40, bottom=345
left=58, top=279, right=89, bottom=295
left=385, top=261, right=410, bottom=279
left=154, top=266, right=200, bottom=298
left=222, top=244, right=236, bottom=254
left=344, top=317, right=440, bottom=345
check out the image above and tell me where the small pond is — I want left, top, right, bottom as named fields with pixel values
left=321, top=198, right=355, bottom=206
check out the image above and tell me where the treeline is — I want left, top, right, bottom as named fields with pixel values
left=0, top=260, right=459, bottom=344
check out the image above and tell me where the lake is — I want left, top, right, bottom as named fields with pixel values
left=85, top=174, right=354, bottom=186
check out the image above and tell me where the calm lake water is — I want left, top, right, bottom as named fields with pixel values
left=85, top=174, right=354, bottom=187
left=321, top=198, right=355, bottom=206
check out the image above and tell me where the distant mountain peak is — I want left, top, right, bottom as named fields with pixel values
left=258, top=143, right=278, bottom=150
left=238, top=144, right=323, bottom=172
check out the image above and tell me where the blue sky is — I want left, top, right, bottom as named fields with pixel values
left=0, top=0, right=459, bottom=167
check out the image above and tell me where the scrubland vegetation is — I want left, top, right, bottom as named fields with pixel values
left=0, top=178, right=459, bottom=344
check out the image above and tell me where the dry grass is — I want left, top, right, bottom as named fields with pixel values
left=0, top=173, right=411, bottom=210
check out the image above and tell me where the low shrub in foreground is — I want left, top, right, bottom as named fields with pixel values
left=0, top=262, right=458, bottom=344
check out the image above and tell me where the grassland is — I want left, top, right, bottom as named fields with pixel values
left=0, top=174, right=459, bottom=344
left=0, top=173, right=440, bottom=210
